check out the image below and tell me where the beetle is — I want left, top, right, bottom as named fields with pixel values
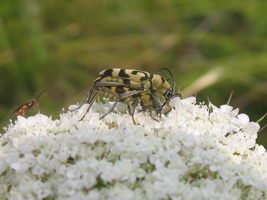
left=77, top=68, right=181, bottom=123
left=83, top=68, right=179, bottom=105
left=13, top=88, right=49, bottom=116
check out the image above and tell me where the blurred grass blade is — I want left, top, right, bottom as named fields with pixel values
left=181, top=67, right=223, bottom=98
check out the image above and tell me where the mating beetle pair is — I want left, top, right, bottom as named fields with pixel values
left=77, top=68, right=181, bottom=124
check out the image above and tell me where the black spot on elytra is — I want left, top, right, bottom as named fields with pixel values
left=119, top=70, right=130, bottom=78
left=140, top=76, right=148, bottom=81
left=103, top=69, right=113, bottom=77
left=131, top=70, right=139, bottom=75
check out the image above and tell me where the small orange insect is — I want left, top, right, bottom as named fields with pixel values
left=13, top=88, right=49, bottom=116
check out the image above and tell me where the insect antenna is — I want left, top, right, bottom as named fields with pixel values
left=160, top=68, right=177, bottom=101
left=35, top=87, right=50, bottom=101
left=160, top=68, right=175, bottom=93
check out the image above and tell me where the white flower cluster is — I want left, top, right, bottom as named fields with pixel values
left=0, top=97, right=266, bottom=200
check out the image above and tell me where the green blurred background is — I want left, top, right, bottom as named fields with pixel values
left=0, top=0, right=266, bottom=146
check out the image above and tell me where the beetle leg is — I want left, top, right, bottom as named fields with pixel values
left=80, top=90, right=100, bottom=121
left=73, top=81, right=126, bottom=112
left=99, top=87, right=121, bottom=120
left=127, top=98, right=139, bottom=125
left=149, top=110, right=160, bottom=122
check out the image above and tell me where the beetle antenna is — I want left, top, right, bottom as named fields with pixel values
left=160, top=68, right=175, bottom=93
